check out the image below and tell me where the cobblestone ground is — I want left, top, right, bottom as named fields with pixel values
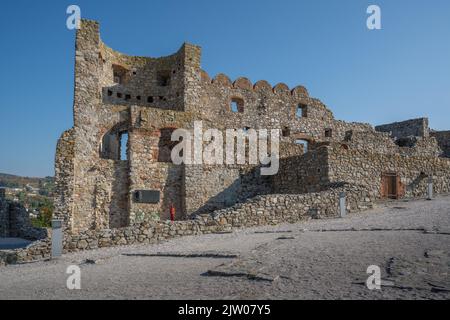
left=0, top=195, right=449, bottom=300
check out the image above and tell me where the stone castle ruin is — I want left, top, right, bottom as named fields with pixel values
left=53, top=19, right=450, bottom=233
left=2, top=19, right=449, bottom=264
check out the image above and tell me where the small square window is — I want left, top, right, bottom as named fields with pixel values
left=325, top=128, right=333, bottom=138
left=282, top=127, right=290, bottom=137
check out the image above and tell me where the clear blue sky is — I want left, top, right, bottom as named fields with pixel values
left=0, top=0, right=449, bottom=177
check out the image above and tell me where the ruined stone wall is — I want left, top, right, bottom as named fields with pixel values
left=273, top=145, right=330, bottom=194
left=68, top=19, right=104, bottom=232
left=344, top=130, right=442, bottom=157
left=327, top=144, right=450, bottom=199
left=0, top=198, right=47, bottom=241
left=90, top=160, right=129, bottom=229
left=344, top=130, right=399, bottom=154
left=375, top=118, right=429, bottom=138
left=7, top=203, right=48, bottom=240
left=398, top=137, right=442, bottom=158
left=55, top=20, right=200, bottom=232
left=54, top=129, right=75, bottom=230
left=129, top=129, right=183, bottom=223
left=184, top=164, right=272, bottom=216
left=54, top=19, right=449, bottom=235
left=197, top=71, right=372, bottom=143
left=126, top=107, right=198, bottom=222
left=1, top=184, right=373, bottom=265
left=99, top=42, right=186, bottom=112
left=431, top=130, right=450, bottom=157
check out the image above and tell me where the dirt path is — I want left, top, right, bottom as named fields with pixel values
left=0, top=196, right=449, bottom=300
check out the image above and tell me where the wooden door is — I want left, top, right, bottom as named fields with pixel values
left=381, top=173, right=400, bottom=199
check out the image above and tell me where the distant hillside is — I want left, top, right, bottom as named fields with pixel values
left=0, top=173, right=54, bottom=190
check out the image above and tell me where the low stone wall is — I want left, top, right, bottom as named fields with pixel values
left=0, top=184, right=373, bottom=266
left=0, top=239, right=51, bottom=266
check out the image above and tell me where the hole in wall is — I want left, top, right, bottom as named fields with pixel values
left=296, top=104, right=307, bottom=118
left=295, top=139, right=309, bottom=154
left=157, top=70, right=171, bottom=86
left=100, top=124, right=129, bottom=161
left=112, top=64, right=128, bottom=85
left=120, top=132, right=128, bottom=161
left=230, top=98, right=244, bottom=113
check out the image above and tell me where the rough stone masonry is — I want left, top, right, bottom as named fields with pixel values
left=1, top=19, right=449, bottom=265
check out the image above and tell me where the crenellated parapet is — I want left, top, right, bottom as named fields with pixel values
left=203, top=71, right=309, bottom=98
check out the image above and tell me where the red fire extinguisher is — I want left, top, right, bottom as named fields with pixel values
left=170, top=204, right=175, bottom=223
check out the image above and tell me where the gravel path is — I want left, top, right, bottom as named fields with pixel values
left=0, top=195, right=449, bottom=300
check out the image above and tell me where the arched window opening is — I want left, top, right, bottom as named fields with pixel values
left=100, top=124, right=129, bottom=161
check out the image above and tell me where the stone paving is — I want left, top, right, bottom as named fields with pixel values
left=0, top=195, right=448, bottom=300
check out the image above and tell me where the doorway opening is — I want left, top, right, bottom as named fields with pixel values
left=381, top=172, right=401, bottom=199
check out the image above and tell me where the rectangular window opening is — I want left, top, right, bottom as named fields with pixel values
left=120, top=132, right=129, bottom=161
left=296, top=104, right=307, bottom=118
left=230, top=98, right=244, bottom=113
